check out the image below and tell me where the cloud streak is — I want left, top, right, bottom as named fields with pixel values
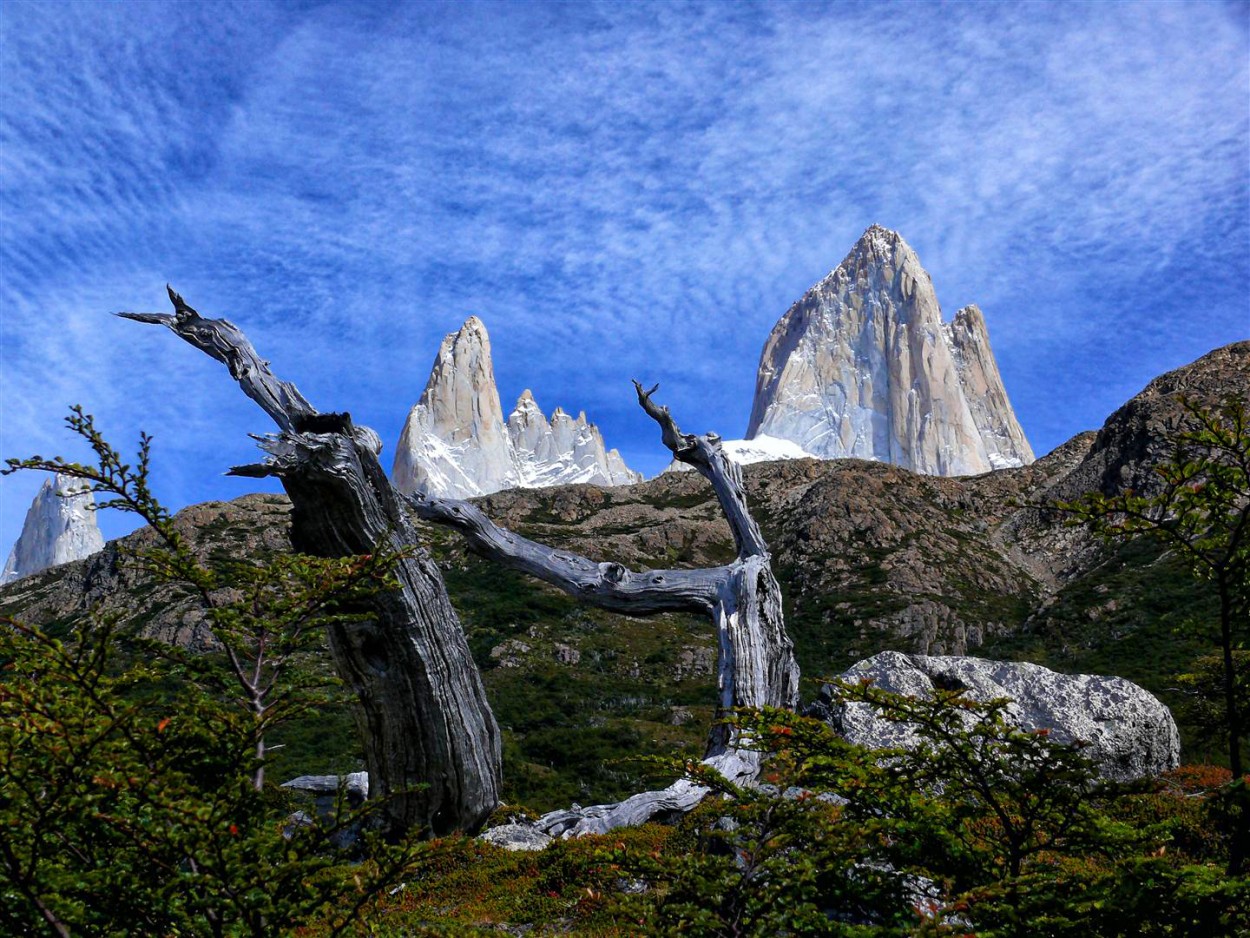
left=2, top=0, right=1246, bottom=551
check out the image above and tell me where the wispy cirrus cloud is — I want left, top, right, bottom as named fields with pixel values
left=2, top=0, right=1246, bottom=550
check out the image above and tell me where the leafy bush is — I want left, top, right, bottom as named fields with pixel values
left=1, top=411, right=426, bottom=935
left=604, top=683, right=1248, bottom=936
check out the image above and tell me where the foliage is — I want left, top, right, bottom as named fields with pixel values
left=602, top=683, right=1247, bottom=937
left=1176, top=651, right=1250, bottom=760
left=0, top=410, right=426, bottom=935
left=0, top=615, right=417, bottom=937
left=1061, top=396, right=1249, bottom=872
left=1061, top=397, right=1249, bottom=774
left=4, top=406, right=407, bottom=790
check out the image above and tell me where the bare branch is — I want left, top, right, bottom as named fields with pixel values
left=118, top=286, right=315, bottom=432
left=405, top=492, right=724, bottom=614
left=633, top=379, right=768, bottom=560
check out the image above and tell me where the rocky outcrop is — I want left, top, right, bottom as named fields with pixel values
left=0, top=493, right=292, bottom=651
left=393, top=316, right=517, bottom=498
left=393, top=318, right=641, bottom=498
left=746, top=225, right=1033, bottom=475
left=507, top=390, right=641, bottom=490
left=2, top=473, right=105, bottom=585
left=829, top=651, right=1180, bottom=781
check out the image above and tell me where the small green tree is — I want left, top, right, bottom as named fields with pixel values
left=1176, top=652, right=1250, bottom=766
left=1062, top=397, right=1248, bottom=779
left=0, top=410, right=427, bottom=935
left=4, top=407, right=404, bottom=791
left=1061, top=397, right=1249, bottom=874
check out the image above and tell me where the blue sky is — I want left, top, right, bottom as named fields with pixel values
left=2, top=0, right=1247, bottom=551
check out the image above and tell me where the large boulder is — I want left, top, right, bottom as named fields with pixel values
left=826, top=651, right=1179, bottom=782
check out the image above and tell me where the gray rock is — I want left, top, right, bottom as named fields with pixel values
left=281, top=771, right=370, bottom=815
left=281, top=772, right=371, bottom=849
left=829, top=651, right=1179, bottom=781
left=944, top=304, right=1035, bottom=470
left=746, top=225, right=1033, bottom=475
left=281, top=771, right=370, bottom=799
left=478, top=822, right=553, bottom=852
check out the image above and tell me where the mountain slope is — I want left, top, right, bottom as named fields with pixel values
left=1, top=473, right=104, bottom=585
left=3, top=341, right=1244, bottom=802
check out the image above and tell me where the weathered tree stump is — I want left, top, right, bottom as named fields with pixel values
left=121, top=288, right=501, bottom=838
left=124, top=290, right=800, bottom=838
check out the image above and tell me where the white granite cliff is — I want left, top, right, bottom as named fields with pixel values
left=393, top=318, right=642, bottom=499
left=746, top=225, right=1033, bottom=475
left=2, top=474, right=105, bottom=585
left=944, top=303, right=1036, bottom=469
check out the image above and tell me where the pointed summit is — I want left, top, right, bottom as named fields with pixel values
left=944, top=305, right=1034, bottom=469
left=2, top=474, right=105, bottom=585
left=746, top=226, right=1033, bottom=475
left=392, top=316, right=515, bottom=497
left=392, top=318, right=641, bottom=498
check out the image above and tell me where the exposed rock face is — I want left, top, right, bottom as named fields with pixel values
left=2, top=474, right=105, bottom=585
left=0, top=493, right=292, bottom=651
left=831, top=651, right=1180, bottom=781
left=393, top=316, right=517, bottom=498
left=393, top=318, right=641, bottom=498
left=507, top=390, right=641, bottom=490
left=746, top=225, right=1033, bottom=475
left=945, top=305, right=1035, bottom=469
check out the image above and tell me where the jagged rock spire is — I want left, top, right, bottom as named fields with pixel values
left=393, top=318, right=641, bottom=498
left=2, top=473, right=105, bottom=585
left=746, top=225, right=1033, bottom=475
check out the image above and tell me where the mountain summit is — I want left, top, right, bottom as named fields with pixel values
left=2, top=473, right=105, bottom=585
left=392, top=318, right=641, bottom=498
left=746, top=225, right=1033, bottom=475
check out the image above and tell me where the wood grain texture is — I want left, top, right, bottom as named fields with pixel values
left=120, top=289, right=501, bottom=837
left=414, top=382, right=800, bottom=834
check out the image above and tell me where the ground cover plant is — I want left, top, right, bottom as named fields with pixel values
left=1, top=412, right=431, bottom=935
left=339, top=685, right=1248, bottom=936
left=4, top=406, right=1247, bottom=934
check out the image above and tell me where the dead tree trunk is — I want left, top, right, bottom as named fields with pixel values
left=121, top=288, right=501, bottom=838
left=409, top=381, right=800, bottom=834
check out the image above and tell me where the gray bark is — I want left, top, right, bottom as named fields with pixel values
left=121, top=290, right=799, bottom=838
left=411, top=382, right=800, bottom=834
left=120, top=288, right=501, bottom=838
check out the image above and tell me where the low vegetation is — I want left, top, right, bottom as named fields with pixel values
left=3, top=397, right=1247, bottom=933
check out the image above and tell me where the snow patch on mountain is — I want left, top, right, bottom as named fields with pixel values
left=664, top=435, right=813, bottom=474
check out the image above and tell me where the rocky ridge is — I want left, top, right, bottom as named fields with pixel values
left=746, top=225, right=1033, bottom=475
left=2, top=341, right=1244, bottom=804
left=392, top=317, right=641, bottom=499
left=1, top=473, right=105, bottom=585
